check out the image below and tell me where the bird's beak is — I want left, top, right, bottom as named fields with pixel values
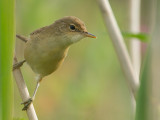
left=84, top=32, right=96, bottom=38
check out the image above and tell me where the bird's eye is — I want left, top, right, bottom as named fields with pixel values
left=70, top=25, right=76, bottom=30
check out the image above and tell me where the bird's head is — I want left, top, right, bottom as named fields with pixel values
left=53, top=16, right=96, bottom=45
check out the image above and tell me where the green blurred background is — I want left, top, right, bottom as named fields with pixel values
left=14, top=0, right=150, bottom=120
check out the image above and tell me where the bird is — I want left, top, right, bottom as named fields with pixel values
left=14, top=16, right=96, bottom=111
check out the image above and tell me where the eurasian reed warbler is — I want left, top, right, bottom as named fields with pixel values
left=14, top=16, right=96, bottom=110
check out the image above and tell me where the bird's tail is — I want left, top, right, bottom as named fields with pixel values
left=16, top=34, right=28, bottom=43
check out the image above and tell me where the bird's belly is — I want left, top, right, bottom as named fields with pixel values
left=27, top=53, right=66, bottom=76
left=24, top=45, right=68, bottom=77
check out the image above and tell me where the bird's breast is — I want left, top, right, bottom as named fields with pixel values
left=24, top=39, right=69, bottom=77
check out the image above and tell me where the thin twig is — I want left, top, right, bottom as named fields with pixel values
left=130, top=0, right=141, bottom=78
left=129, top=0, right=141, bottom=116
left=13, top=55, right=38, bottom=120
left=97, top=0, right=139, bottom=97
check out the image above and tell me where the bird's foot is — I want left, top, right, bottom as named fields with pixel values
left=21, top=98, right=33, bottom=111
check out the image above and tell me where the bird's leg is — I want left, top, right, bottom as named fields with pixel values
left=13, top=60, right=26, bottom=70
left=21, top=76, right=42, bottom=111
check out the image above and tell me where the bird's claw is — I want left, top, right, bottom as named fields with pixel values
left=21, top=98, right=33, bottom=111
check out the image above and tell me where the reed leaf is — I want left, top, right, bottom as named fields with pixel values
left=0, top=0, right=15, bottom=120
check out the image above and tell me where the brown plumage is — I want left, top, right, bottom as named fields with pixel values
left=16, top=16, right=96, bottom=110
